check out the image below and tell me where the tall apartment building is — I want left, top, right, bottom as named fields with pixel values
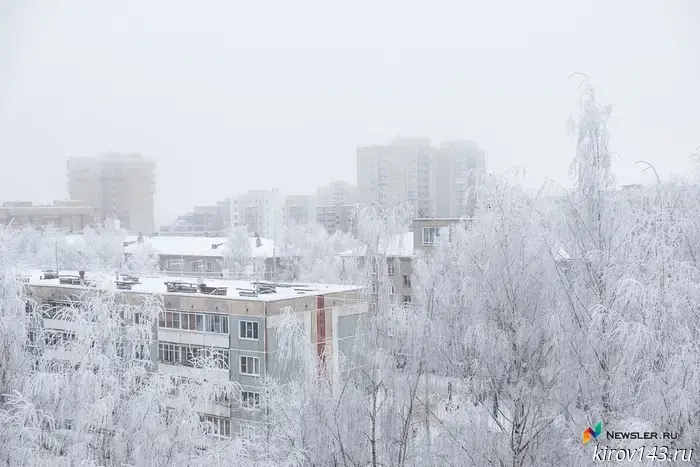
left=161, top=205, right=227, bottom=235
left=357, top=138, right=435, bottom=217
left=25, top=270, right=366, bottom=437
left=0, top=200, right=97, bottom=231
left=316, top=181, right=357, bottom=206
left=357, top=138, right=486, bottom=219
left=283, top=195, right=317, bottom=226
left=228, top=189, right=283, bottom=239
left=316, top=181, right=357, bottom=234
left=434, top=141, right=486, bottom=218
left=67, top=153, right=156, bottom=234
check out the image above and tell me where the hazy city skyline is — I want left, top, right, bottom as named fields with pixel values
left=1, top=0, right=699, bottom=226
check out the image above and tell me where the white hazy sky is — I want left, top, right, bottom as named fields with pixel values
left=1, top=0, right=698, bottom=226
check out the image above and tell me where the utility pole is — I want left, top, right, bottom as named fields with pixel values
left=55, top=241, right=59, bottom=275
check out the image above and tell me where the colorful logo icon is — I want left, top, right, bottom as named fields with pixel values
left=583, top=421, right=603, bottom=444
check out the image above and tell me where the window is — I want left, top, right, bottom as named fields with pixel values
left=180, top=312, right=200, bottom=331
left=160, top=343, right=228, bottom=369
left=215, top=391, right=231, bottom=405
left=403, top=275, right=411, bottom=287
left=158, top=343, right=180, bottom=364
left=387, top=262, right=395, bottom=276
left=192, top=260, right=213, bottom=271
left=205, top=314, right=229, bottom=334
left=203, top=415, right=231, bottom=438
left=165, top=259, right=183, bottom=270
left=241, top=391, right=260, bottom=409
left=239, top=421, right=261, bottom=439
left=403, top=295, right=412, bottom=304
left=239, top=320, right=259, bottom=340
left=422, top=227, right=439, bottom=246
left=159, top=311, right=180, bottom=329
left=239, top=356, right=260, bottom=376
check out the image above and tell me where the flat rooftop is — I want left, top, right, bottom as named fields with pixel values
left=23, top=269, right=363, bottom=302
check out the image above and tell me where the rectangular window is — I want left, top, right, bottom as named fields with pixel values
left=205, top=314, right=229, bottom=334
left=239, top=421, right=260, bottom=439
left=422, top=227, right=439, bottom=246
left=239, top=320, right=259, bottom=340
left=239, top=356, right=260, bottom=376
left=403, top=275, right=411, bottom=287
left=181, top=313, right=196, bottom=330
left=160, top=311, right=180, bottom=329
left=165, top=259, right=183, bottom=270
left=403, top=295, right=412, bottom=304
left=387, top=262, right=395, bottom=276
left=158, top=343, right=180, bottom=364
left=241, top=391, right=260, bottom=409
left=204, top=415, right=231, bottom=438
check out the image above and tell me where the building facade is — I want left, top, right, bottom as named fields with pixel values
left=67, top=153, right=156, bottom=235
left=357, top=138, right=435, bottom=217
left=228, top=189, right=283, bottom=239
left=357, top=138, right=486, bottom=219
left=283, top=195, right=317, bottom=226
left=317, top=204, right=355, bottom=234
left=434, top=141, right=486, bottom=218
left=25, top=272, right=366, bottom=437
left=0, top=200, right=97, bottom=231
left=317, top=181, right=357, bottom=206
left=161, top=205, right=227, bottom=235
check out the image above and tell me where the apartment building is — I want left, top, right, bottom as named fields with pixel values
left=317, top=204, right=355, bottom=234
left=357, top=138, right=435, bottom=217
left=283, top=195, right=317, bottom=226
left=339, top=232, right=415, bottom=303
left=434, top=141, right=486, bottom=218
left=317, top=181, right=357, bottom=206
left=0, top=200, right=97, bottom=231
left=161, top=205, right=227, bottom=235
left=24, top=270, right=366, bottom=437
left=67, top=153, right=156, bottom=235
left=228, top=189, right=283, bottom=239
left=315, top=181, right=357, bottom=234
left=123, top=234, right=285, bottom=280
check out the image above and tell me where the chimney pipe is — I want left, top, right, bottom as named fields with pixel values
left=79, top=270, right=85, bottom=280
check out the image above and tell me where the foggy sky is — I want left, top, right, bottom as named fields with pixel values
left=1, top=0, right=698, bottom=226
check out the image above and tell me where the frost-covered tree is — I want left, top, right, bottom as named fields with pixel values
left=223, top=226, right=252, bottom=278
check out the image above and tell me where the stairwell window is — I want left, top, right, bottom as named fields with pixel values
left=239, top=320, right=259, bottom=340
left=422, top=227, right=439, bottom=246
left=240, top=356, right=260, bottom=376
left=241, top=391, right=260, bottom=409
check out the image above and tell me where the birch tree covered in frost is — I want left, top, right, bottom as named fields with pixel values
left=551, top=82, right=700, bottom=465
left=410, top=174, right=567, bottom=467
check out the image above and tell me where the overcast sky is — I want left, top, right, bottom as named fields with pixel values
left=1, top=0, right=698, bottom=226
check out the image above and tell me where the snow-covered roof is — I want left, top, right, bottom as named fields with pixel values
left=123, top=236, right=282, bottom=259
left=339, top=232, right=414, bottom=258
left=24, top=269, right=362, bottom=302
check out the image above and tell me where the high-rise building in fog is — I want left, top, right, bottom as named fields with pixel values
left=67, top=153, right=156, bottom=234
left=283, top=194, right=317, bottom=226
left=315, top=181, right=357, bottom=233
left=316, top=181, right=357, bottom=206
left=227, top=189, right=283, bottom=239
left=357, top=138, right=435, bottom=217
left=434, top=141, right=486, bottom=218
left=357, top=138, right=486, bottom=218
